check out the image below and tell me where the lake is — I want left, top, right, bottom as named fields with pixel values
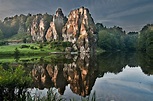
left=0, top=52, right=153, bottom=101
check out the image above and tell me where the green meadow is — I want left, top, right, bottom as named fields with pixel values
left=0, top=43, right=66, bottom=56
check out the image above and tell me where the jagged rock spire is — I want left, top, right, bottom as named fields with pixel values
left=46, top=8, right=67, bottom=41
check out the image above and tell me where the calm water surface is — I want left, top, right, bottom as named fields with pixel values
left=1, top=52, right=153, bottom=101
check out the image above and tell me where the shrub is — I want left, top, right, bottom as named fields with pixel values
left=0, top=66, right=32, bottom=100
left=30, top=46, right=38, bottom=50
left=20, top=45, right=30, bottom=48
left=0, top=41, right=8, bottom=46
left=62, top=42, right=72, bottom=47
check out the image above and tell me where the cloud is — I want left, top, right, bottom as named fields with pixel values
left=105, top=3, right=153, bottom=19
left=0, top=0, right=153, bottom=32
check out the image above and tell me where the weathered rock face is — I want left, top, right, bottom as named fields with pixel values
left=31, top=15, right=43, bottom=42
left=46, top=8, right=67, bottom=41
left=62, top=7, right=97, bottom=53
left=31, top=7, right=97, bottom=52
left=31, top=14, right=52, bottom=42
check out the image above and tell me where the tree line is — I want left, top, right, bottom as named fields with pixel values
left=97, top=23, right=153, bottom=57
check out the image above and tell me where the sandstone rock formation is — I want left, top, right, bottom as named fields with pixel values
left=46, top=8, right=67, bottom=41
left=31, top=15, right=43, bottom=42
left=30, top=7, right=97, bottom=52
left=62, top=7, right=97, bottom=53
left=31, top=14, right=52, bottom=42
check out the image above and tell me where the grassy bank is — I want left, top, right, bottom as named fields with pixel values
left=0, top=43, right=63, bottom=56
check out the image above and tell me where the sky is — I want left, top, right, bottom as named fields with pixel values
left=0, top=0, right=153, bottom=32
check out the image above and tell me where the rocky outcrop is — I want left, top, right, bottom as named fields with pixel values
left=1, top=7, right=97, bottom=52
left=31, top=15, right=43, bottom=42
left=30, top=7, right=97, bottom=52
left=62, top=7, right=97, bottom=53
left=46, top=8, right=67, bottom=41
left=31, top=14, right=52, bottom=42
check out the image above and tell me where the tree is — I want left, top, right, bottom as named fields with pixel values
left=124, top=32, right=138, bottom=51
left=138, top=24, right=153, bottom=51
left=96, top=23, right=105, bottom=32
left=14, top=48, right=20, bottom=62
left=98, top=30, right=118, bottom=51
left=98, top=26, right=126, bottom=51
left=0, top=29, right=4, bottom=39
left=25, top=15, right=34, bottom=32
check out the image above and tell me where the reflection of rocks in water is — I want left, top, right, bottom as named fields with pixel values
left=46, top=64, right=68, bottom=95
left=30, top=52, right=153, bottom=96
left=63, top=54, right=98, bottom=96
left=31, top=54, right=98, bottom=96
left=1, top=52, right=153, bottom=98
left=32, top=64, right=54, bottom=89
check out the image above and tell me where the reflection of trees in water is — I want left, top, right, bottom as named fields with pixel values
left=137, top=52, right=153, bottom=75
left=97, top=52, right=126, bottom=76
left=97, top=52, right=153, bottom=76
left=31, top=54, right=98, bottom=96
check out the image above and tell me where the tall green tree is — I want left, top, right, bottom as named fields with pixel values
left=138, top=24, right=153, bottom=51
left=124, top=32, right=138, bottom=51
left=98, top=26, right=126, bottom=51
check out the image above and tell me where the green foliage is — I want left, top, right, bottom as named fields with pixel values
left=25, top=14, right=34, bottom=30
left=14, top=48, right=20, bottom=56
left=0, top=66, right=32, bottom=100
left=8, top=32, right=32, bottom=43
left=0, top=29, right=4, bottom=39
left=138, top=24, right=153, bottom=56
left=0, top=43, right=58, bottom=56
left=23, top=38, right=27, bottom=43
left=61, top=41, right=72, bottom=47
left=50, top=41, right=72, bottom=51
left=39, top=43, right=43, bottom=49
left=0, top=66, right=32, bottom=87
left=98, top=27, right=125, bottom=51
left=124, top=32, right=138, bottom=51
left=14, top=48, right=20, bottom=61
left=0, top=41, right=8, bottom=46
left=20, top=44, right=30, bottom=48
left=96, top=23, right=105, bottom=32
left=30, top=46, right=38, bottom=50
